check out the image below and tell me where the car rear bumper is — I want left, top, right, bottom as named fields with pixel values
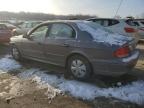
left=91, top=50, right=140, bottom=76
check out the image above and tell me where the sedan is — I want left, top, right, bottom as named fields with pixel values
left=10, top=20, right=139, bottom=80
left=0, top=23, right=12, bottom=43
left=133, top=19, right=144, bottom=40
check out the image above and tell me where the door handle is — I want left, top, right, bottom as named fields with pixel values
left=63, top=43, right=69, bottom=47
left=38, top=42, right=42, bottom=45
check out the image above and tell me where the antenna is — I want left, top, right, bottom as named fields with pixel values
left=114, top=0, right=123, bottom=18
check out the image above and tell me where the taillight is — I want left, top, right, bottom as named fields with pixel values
left=124, top=27, right=135, bottom=33
left=114, top=46, right=130, bottom=58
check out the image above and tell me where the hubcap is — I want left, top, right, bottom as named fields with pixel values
left=71, top=59, right=87, bottom=78
left=12, top=48, right=19, bottom=59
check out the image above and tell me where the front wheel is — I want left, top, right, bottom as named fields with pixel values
left=11, top=46, right=22, bottom=61
left=66, top=55, right=92, bottom=80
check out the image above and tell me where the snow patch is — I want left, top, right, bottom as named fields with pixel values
left=18, top=69, right=62, bottom=99
left=77, top=22, right=132, bottom=46
left=0, top=55, right=21, bottom=73
left=18, top=68, right=144, bottom=105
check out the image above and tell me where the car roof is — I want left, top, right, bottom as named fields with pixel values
left=39, top=20, right=88, bottom=25
left=86, top=18, right=134, bottom=21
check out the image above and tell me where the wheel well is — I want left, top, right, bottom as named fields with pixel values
left=65, top=53, right=93, bottom=73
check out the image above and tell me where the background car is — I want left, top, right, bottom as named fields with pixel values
left=86, top=18, right=140, bottom=43
left=0, top=23, right=12, bottom=43
left=3, top=23, right=17, bottom=31
left=12, top=21, right=42, bottom=36
left=10, top=20, right=139, bottom=80
left=133, top=19, right=144, bottom=41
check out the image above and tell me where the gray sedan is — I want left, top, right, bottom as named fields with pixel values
left=10, top=20, right=139, bottom=80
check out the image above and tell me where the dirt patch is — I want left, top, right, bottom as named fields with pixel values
left=0, top=73, right=92, bottom=108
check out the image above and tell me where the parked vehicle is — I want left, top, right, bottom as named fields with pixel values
left=133, top=19, right=144, bottom=40
left=12, top=21, right=42, bottom=36
left=2, top=23, right=17, bottom=31
left=10, top=20, right=139, bottom=80
left=86, top=18, right=140, bottom=43
left=0, top=23, right=12, bottom=43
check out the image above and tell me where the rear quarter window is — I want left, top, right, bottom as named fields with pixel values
left=108, top=19, right=119, bottom=26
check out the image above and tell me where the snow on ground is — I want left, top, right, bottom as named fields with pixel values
left=0, top=55, right=21, bottom=73
left=0, top=56, right=144, bottom=105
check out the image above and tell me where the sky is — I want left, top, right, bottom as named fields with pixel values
left=0, top=0, right=144, bottom=18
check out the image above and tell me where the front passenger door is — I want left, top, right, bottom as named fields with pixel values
left=21, top=25, right=49, bottom=59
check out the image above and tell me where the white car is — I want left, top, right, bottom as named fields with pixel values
left=12, top=21, right=42, bottom=36
left=133, top=19, right=144, bottom=40
left=86, top=18, right=139, bottom=43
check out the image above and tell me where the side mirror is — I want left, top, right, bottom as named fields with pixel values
left=23, top=33, right=28, bottom=38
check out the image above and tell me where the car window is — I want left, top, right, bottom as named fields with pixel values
left=108, top=19, right=119, bottom=26
left=102, top=20, right=109, bottom=27
left=32, top=22, right=41, bottom=27
left=30, top=25, right=49, bottom=42
left=48, top=23, right=74, bottom=39
left=27, top=23, right=32, bottom=28
left=94, top=20, right=102, bottom=25
left=21, top=23, right=28, bottom=28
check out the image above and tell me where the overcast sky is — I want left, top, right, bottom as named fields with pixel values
left=0, top=0, right=143, bottom=18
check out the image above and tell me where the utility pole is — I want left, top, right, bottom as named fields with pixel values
left=114, top=0, right=123, bottom=18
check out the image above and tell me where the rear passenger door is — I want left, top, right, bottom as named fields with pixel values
left=44, top=23, right=76, bottom=66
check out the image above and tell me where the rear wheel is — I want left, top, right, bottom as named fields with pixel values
left=66, top=55, right=92, bottom=80
left=11, top=46, right=22, bottom=61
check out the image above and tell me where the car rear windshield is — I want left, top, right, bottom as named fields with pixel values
left=77, top=21, right=114, bottom=34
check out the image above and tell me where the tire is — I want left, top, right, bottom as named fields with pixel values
left=11, top=45, right=22, bottom=61
left=66, top=55, right=92, bottom=80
